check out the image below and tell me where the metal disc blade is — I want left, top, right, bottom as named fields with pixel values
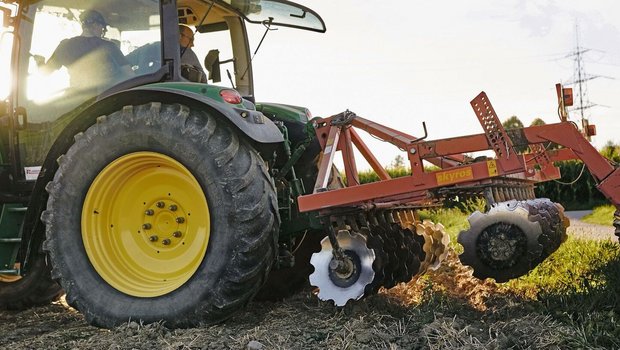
left=309, top=231, right=375, bottom=306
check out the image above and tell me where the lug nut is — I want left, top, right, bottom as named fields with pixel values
left=142, top=223, right=152, bottom=230
left=162, top=239, right=171, bottom=245
left=156, top=201, right=165, bottom=208
left=145, top=209, right=154, bottom=216
left=169, top=204, right=178, bottom=211
left=173, top=231, right=182, bottom=238
left=176, top=217, right=185, bottom=224
left=149, top=235, right=158, bottom=242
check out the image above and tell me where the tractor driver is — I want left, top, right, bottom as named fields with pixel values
left=179, top=24, right=207, bottom=82
left=37, top=10, right=133, bottom=94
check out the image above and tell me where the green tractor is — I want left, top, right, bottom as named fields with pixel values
left=4, top=0, right=615, bottom=330
left=0, top=0, right=329, bottom=327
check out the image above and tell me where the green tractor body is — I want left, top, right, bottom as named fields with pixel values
left=0, top=0, right=327, bottom=326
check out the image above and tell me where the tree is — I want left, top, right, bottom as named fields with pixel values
left=502, top=116, right=526, bottom=153
left=529, top=118, right=559, bottom=150
left=502, top=115, right=524, bottom=130
left=390, top=154, right=405, bottom=169
left=600, top=141, right=620, bottom=163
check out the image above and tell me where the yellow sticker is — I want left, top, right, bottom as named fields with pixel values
left=436, top=167, right=474, bottom=185
left=487, top=160, right=498, bottom=177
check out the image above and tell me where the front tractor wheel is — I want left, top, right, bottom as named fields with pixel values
left=0, top=251, right=63, bottom=310
left=43, top=103, right=278, bottom=328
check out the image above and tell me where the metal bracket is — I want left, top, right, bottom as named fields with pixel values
left=412, top=121, right=428, bottom=142
left=331, top=110, right=356, bottom=126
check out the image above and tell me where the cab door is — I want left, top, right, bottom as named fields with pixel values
left=12, top=0, right=164, bottom=184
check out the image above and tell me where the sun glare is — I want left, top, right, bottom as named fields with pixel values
left=0, top=31, right=11, bottom=99
left=27, top=66, right=70, bottom=103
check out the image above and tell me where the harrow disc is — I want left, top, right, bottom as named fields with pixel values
left=427, top=221, right=451, bottom=271
left=363, top=226, right=388, bottom=295
left=458, top=201, right=543, bottom=282
left=309, top=231, right=375, bottom=306
left=416, top=221, right=437, bottom=274
left=373, top=215, right=400, bottom=289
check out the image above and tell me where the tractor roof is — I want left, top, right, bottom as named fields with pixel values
left=7, top=0, right=326, bottom=33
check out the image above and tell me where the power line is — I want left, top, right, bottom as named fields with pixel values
left=564, top=22, right=608, bottom=122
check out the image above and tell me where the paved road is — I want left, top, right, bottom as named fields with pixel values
left=565, top=210, right=617, bottom=241
left=564, top=210, right=592, bottom=220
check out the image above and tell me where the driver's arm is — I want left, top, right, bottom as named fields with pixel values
left=108, top=43, right=135, bottom=77
left=36, top=40, right=67, bottom=74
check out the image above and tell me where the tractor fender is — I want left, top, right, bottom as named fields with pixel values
left=103, top=86, right=284, bottom=144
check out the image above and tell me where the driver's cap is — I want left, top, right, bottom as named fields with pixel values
left=80, top=10, right=108, bottom=26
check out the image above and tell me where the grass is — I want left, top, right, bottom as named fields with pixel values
left=418, top=207, right=469, bottom=238
left=415, top=203, right=620, bottom=348
left=417, top=198, right=483, bottom=243
left=582, top=204, right=616, bottom=226
left=507, top=238, right=620, bottom=348
left=507, top=238, right=620, bottom=298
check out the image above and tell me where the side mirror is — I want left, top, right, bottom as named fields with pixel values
left=1, top=7, right=11, bottom=28
left=204, top=49, right=221, bottom=83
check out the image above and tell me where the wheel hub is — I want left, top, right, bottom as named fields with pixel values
left=476, top=223, right=526, bottom=269
left=487, top=232, right=517, bottom=261
left=142, top=199, right=187, bottom=249
left=329, top=256, right=354, bottom=277
left=328, top=251, right=361, bottom=288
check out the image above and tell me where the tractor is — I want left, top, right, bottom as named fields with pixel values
left=1, top=0, right=619, bottom=329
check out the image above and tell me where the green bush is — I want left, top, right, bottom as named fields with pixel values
left=582, top=204, right=615, bottom=226
left=534, top=161, right=608, bottom=210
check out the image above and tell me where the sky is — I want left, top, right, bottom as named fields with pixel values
left=1, top=1, right=618, bottom=170
left=246, top=0, right=620, bottom=168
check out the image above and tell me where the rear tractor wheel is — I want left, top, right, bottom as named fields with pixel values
left=43, top=103, right=279, bottom=328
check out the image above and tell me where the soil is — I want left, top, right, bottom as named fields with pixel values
left=1, top=218, right=616, bottom=350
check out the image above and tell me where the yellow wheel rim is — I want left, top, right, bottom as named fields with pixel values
left=82, top=152, right=210, bottom=298
left=0, top=263, right=21, bottom=283
left=0, top=274, right=21, bottom=283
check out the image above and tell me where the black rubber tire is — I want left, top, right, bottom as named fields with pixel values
left=0, top=251, right=63, bottom=310
left=42, top=103, right=279, bottom=328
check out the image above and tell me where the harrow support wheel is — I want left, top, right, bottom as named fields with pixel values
left=458, top=201, right=543, bottom=282
left=43, top=103, right=279, bottom=328
left=458, top=199, right=569, bottom=283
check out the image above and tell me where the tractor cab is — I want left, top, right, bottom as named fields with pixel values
left=0, top=0, right=325, bottom=184
left=0, top=0, right=327, bottom=324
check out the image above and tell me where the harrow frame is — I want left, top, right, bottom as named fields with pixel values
left=298, top=87, right=620, bottom=212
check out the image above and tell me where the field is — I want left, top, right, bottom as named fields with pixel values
left=1, top=209, right=619, bottom=350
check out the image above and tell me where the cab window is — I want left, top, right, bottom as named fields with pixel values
left=17, top=0, right=161, bottom=167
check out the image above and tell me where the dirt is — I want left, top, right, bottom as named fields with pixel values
left=1, top=219, right=617, bottom=350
